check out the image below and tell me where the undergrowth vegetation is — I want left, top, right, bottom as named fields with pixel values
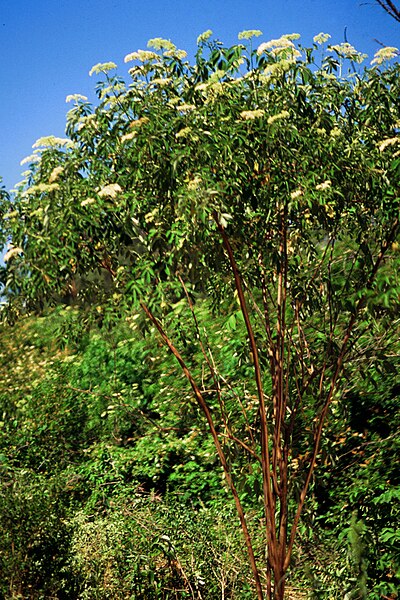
left=0, top=309, right=398, bottom=598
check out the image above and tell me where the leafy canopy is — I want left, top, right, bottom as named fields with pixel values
left=1, top=32, right=399, bottom=316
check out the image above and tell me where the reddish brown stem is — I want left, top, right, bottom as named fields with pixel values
left=214, top=217, right=278, bottom=567
left=178, top=273, right=257, bottom=453
left=141, top=302, right=265, bottom=600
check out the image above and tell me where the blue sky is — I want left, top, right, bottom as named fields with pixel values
left=0, top=0, right=398, bottom=191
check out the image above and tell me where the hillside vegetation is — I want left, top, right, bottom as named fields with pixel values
left=0, top=307, right=398, bottom=598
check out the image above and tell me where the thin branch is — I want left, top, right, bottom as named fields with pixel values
left=257, top=252, right=277, bottom=349
left=375, top=0, right=400, bottom=22
left=178, top=273, right=257, bottom=451
left=284, top=217, right=399, bottom=570
left=177, top=273, right=230, bottom=428
left=219, top=432, right=262, bottom=462
left=141, top=302, right=265, bottom=600
left=338, top=430, right=399, bottom=460
left=296, top=236, right=334, bottom=314
left=214, top=216, right=278, bottom=564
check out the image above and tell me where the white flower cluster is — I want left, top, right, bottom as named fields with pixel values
left=80, top=197, right=96, bottom=207
left=98, top=183, right=123, bottom=198
left=313, top=33, right=331, bottom=45
left=147, top=37, right=176, bottom=52
left=316, top=180, right=332, bottom=191
left=371, top=47, right=399, bottom=66
left=329, top=43, right=367, bottom=64
left=89, top=62, right=117, bottom=76
left=176, top=104, right=196, bottom=113
left=257, top=34, right=301, bottom=59
left=124, top=50, right=159, bottom=63
left=378, top=137, right=399, bottom=152
left=98, top=83, right=125, bottom=99
left=76, top=114, right=98, bottom=132
left=196, top=80, right=225, bottom=100
left=267, top=110, right=290, bottom=124
left=150, top=77, right=172, bottom=87
left=330, top=127, right=342, bottom=138
left=21, top=182, right=60, bottom=197
left=121, top=131, right=138, bottom=143
left=240, top=109, right=265, bottom=120
left=238, top=30, right=263, bottom=40
left=20, top=154, right=40, bottom=166
left=49, top=166, right=64, bottom=183
left=66, top=94, right=88, bottom=103
left=164, top=49, right=187, bottom=59
left=262, top=60, right=297, bottom=79
left=32, top=136, right=74, bottom=149
left=197, top=30, right=213, bottom=45
left=4, top=246, right=23, bottom=262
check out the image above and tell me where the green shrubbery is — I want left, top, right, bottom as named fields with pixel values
left=0, top=310, right=258, bottom=598
left=0, top=310, right=398, bottom=598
